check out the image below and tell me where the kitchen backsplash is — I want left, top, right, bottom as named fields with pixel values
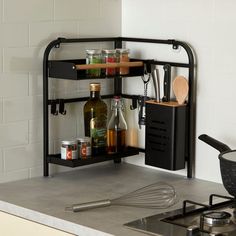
left=122, top=0, right=236, bottom=183
left=0, top=0, right=121, bottom=182
left=2, top=0, right=236, bottom=184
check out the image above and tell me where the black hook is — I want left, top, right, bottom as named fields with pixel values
left=50, top=100, right=58, bottom=116
left=59, top=99, right=66, bottom=115
left=130, top=97, right=138, bottom=110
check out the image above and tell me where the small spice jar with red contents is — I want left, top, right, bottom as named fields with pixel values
left=116, top=48, right=130, bottom=75
left=61, top=140, right=78, bottom=160
left=77, top=137, right=91, bottom=159
left=102, top=49, right=117, bottom=76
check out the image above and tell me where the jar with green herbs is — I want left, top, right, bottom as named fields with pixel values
left=86, top=49, right=102, bottom=77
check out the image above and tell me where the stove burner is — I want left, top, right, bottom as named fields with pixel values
left=202, top=211, right=232, bottom=226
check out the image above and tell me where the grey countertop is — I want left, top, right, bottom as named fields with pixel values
left=0, top=161, right=229, bottom=236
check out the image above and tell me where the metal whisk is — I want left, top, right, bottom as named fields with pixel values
left=65, top=182, right=177, bottom=212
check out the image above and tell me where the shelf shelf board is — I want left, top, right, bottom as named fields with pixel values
left=47, top=146, right=140, bottom=168
left=48, top=59, right=144, bottom=80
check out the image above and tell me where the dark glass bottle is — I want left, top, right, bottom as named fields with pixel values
left=107, top=96, right=127, bottom=154
left=84, top=83, right=107, bottom=155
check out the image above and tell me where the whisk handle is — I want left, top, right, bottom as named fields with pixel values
left=66, top=199, right=111, bottom=212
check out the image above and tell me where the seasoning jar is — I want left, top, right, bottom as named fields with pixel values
left=86, top=49, right=102, bottom=77
left=77, top=137, right=91, bottom=159
left=102, top=49, right=117, bottom=76
left=61, top=140, right=78, bottom=160
left=116, top=49, right=130, bottom=75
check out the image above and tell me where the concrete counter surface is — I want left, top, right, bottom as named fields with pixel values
left=0, top=162, right=229, bottom=236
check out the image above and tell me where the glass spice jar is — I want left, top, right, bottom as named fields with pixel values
left=77, top=137, right=91, bottom=159
left=86, top=49, right=102, bottom=77
left=102, top=49, right=117, bottom=76
left=61, top=140, right=78, bottom=160
left=116, top=48, right=130, bottom=75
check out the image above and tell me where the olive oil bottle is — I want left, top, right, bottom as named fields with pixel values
left=107, top=96, right=127, bottom=154
left=84, top=83, right=107, bottom=155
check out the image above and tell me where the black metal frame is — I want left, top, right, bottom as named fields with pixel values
left=43, top=37, right=195, bottom=177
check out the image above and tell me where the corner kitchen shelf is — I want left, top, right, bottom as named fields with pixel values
left=43, top=37, right=195, bottom=178
left=47, top=147, right=139, bottom=168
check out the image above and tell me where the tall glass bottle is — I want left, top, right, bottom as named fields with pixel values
left=84, top=83, right=107, bottom=155
left=107, top=96, right=127, bottom=154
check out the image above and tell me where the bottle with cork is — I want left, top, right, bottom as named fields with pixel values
left=107, top=96, right=127, bottom=154
left=83, top=83, right=107, bottom=155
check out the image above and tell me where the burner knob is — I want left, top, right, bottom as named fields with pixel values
left=186, top=225, right=200, bottom=236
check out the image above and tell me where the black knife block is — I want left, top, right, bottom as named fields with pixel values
left=145, top=101, right=186, bottom=170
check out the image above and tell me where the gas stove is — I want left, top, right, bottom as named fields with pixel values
left=124, top=194, right=236, bottom=236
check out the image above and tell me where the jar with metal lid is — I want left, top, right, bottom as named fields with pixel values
left=102, top=49, right=117, bottom=76
left=116, top=48, right=130, bottom=75
left=77, top=137, right=91, bottom=159
left=86, top=49, right=102, bottom=77
left=61, top=140, right=78, bottom=160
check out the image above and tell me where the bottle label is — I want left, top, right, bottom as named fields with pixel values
left=90, top=116, right=107, bottom=148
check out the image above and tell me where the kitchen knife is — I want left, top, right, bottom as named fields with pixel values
left=151, top=67, right=160, bottom=102
left=162, top=64, right=171, bottom=102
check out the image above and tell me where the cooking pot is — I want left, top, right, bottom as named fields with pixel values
left=198, top=134, right=236, bottom=198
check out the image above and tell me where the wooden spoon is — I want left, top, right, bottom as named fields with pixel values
left=172, top=76, right=189, bottom=105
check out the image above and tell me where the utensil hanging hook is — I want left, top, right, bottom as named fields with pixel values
left=141, top=64, right=151, bottom=97
left=138, top=64, right=151, bottom=128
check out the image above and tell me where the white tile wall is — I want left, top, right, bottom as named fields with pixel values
left=29, top=119, right=43, bottom=143
left=0, top=73, right=28, bottom=97
left=1, top=23, right=29, bottom=47
left=0, top=49, right=3, bottom=72
left=29, top=22, right=79, bottom=47
left=1, top=169, right=29, bottom=183
left=4, top=0, right=54, bottom=23
left=4, top=143, right=43, bottom=172
left=3, top=96, right=43, bottom=122
left=54, top=0, right=100, bottom=21
left=0, top=99, right=2, bottom=123
left=0, top=0, right=121, bottom=182
left=122, top=0, right=236, bottom=183
left=0, top=149, right=3, bottom=173
left=0, top=121, right=28, bottom=147
left=4, top=47, right=43, bottom=73
left=2, top=0, right=234, bottom=184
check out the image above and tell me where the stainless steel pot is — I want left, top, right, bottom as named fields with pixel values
left=199, top=134, right=236, bottom=197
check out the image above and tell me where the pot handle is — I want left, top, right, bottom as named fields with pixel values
left=198, top=134, right=231, bottom=153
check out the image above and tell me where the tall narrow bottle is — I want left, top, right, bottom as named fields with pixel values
left=107, top=96, right=127, bottom=154
left=84, top=83, right=107, bottom=155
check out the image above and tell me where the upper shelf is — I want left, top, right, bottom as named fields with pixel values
left=48, top=59, right=144, bottom=80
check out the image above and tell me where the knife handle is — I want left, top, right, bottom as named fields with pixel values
left=162, top=64, right=171, bottom=102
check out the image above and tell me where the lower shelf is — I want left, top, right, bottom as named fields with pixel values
left=47, top=146, right=140, bottom=168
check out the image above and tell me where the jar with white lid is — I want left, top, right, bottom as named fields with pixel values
left=102, top=49, right=117, bottom=76
left=61, top=140, right=78, bottom=160
left=116, top=48, right=130, bottom=75
left=86, top=49, right=102, bottom=77
left=77, top=137, right=91, bottom=159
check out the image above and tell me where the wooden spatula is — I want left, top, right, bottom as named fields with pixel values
left=172, top=76, right=189, bottom=105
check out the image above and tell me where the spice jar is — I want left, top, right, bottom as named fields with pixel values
left=61, top=140, right=78, bottom=160
left=77, top=137, right=91, bottom=159
left=116, top=49, right=130, bottom=75
left=86, top=49, right=102, bottom=77
left=102, top=49, right=117, bottom=76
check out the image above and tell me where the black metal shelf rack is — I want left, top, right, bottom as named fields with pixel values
left=43, top=37, right=195, bottom=178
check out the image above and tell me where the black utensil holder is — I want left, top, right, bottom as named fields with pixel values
left=145, top=101, right=186, bottom=170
